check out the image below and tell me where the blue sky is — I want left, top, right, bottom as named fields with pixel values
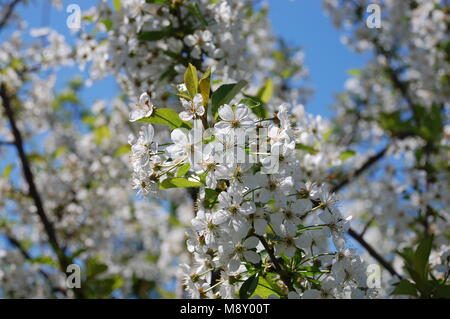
left=0, top=0, right=372, bottom=179
left=0, top=0, right=373, bottom=273
left=2, top=0, right=370, bottom=119
left=268, top=0, right=370, bottom=117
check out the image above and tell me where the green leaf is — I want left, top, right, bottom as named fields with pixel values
left=100, top=18, right=113, bottom=31
left=82, top=115, right=96, bottom=127
left=156, top=287, right=177, bottom=299
left=138, top=108, right=191, bottom=129
left=146, top=0, right=169, bottom=4
left=145, top=254, right=159, bottom=263
left=53, top=145, right=68, bottom=159
left=251, top=276, right=281, bottom=299
left=184, top=63, right=199, bottom=99
left=69, top=77, right=83, bottom=91
left=115, top=144, right=131, bottom=156
left=347, top=68, right=361, bottom=77
left=239, top=273, right=259, bottom=299
left=435, top=284, right=450, bottom=298
left=113, top=0, right=122, bottom=12
left=203, top=188, right=219, bottom=209
left=280, top=65, right=301, bottom=80
left=391, top=280, right=418, bottom=297
left=9, top=57, right=23, bottom=70
left=211, top=80, right=248, bottom=119
left=138, top=29, right=172, bottom=41
left=199, top=68, right=211, bottom=107
left=0, top=217, right=15, bottom=227
left=379, top=111, right=418, bottom=138
left=85, top=275, right=123, bottom=298
left=168, top=215, right=183, bottom=227
left=295, top=143, right=319, bottom=155
left=53, top=90, right=80, bottom=109
left=398, top=247, right=415, bottom=265
left=28, top=152, right=46, bottom=164
left=339, top=150, right=356, bottom=161
left=70, top=248, right=87, bottom=259
left=94, top=125, right=111, bottom=144
left=162, top=50, right=186, bottom=65
left=29, top=255, right=58, bottom=267
left=2, top=164, right=13, bottom=179
left=187, top=3, right=208, bottom=26
left=160, top=177, right=202, bottom=189
left=86, top=257, right=108, bottom=279
left=240, top=96, right=267, bottom=119
left=417, top=103, right=444, bottom=143
left=323, top=129, right=333, bottom=142
left=256, top=79, right=273, bottom=104
left=176, top=163, right=191, bottom=177
left=177, top=92, right=192, bottom=101
left=414, top=235, right=433, bottom=280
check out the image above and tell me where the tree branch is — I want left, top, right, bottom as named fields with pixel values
left=348, top=228, right=402, bottom=279
left=0, top=84, right=71, bottom=277
left=5, top=232, right=67, bottom=296
left=332, top=145, right=389, bottom=193
left=255, top=234, right=294, bottom=291
left=0, top=140, right=14, bottom=146
left=0, top=0, right=22, bottom=32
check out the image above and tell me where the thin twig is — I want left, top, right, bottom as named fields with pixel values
left=0, top=84, right=82, bottom=297
left=0, top=0, right=22, bottom=32
left=309, top=199, right=402, bottom=280
left=348, top=228, right=402, bottom=279
left=332, top=145, right=389, bottom=193
left=255, top=234, right=294, bottom=291
left=0, top=140, right=14, bottom=146
left=5, top=233, right=67, bottom=295
left=360, top=216, right=375, bottom=238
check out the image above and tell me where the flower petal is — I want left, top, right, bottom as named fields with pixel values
left=243, top=250, right=260, bottom=264
left=243, top=236, right=259, bottom=249
left=254, top=219, right=268, bottom=235
left=218, top=104, right=234, bottom=121
left=171, top=128, right=189, bottom=145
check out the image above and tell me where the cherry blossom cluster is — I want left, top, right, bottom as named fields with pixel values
left=0, top=0, right=310, bottom=298
left=128, top=65, right=373, bottom=299
left=0, top=18, right=192, bottom=297
left=77, top=0, right=307, bottom=102
left=322, top=0, right=450, bottom=297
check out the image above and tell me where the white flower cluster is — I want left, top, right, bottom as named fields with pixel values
left=77, top=0, right=306, bottom=101
left=0, top=0, right=308, bottom=298
left=323, top=0, right=450, bottom=296
left=129, top=65, right=372, bottom=299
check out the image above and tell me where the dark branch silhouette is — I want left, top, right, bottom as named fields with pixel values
left=0, top=0, right=22, bottom=32
left=0, top=84, right=79, bottom=297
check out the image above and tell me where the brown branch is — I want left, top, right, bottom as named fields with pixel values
left=255, top=234, right=294, bottom=291
left=372, top=39, right=416, bottom=114
left=308, top=202, right=402, bottom=280
left=332, top=145, right=389, bottom=193
left=0, top=84, right=72, bottom=278
left=5, top=233, right=67, bottom=295
left=325, top=20, right=425, bottom=283
left=0, top=0, right=22, bottom=32
left=348, top=228, right=402, bottom=279
left=0, top=140, right=14, bottom=146
left=360, top=216, right=375, bottom=238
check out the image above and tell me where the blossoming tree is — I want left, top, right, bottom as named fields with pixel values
left=0, top=0, right=448, bottom=299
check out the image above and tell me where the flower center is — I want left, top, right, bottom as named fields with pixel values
left=235, top=245, right=245, bottom=253
left=229, top=205, right=239, bottom=214
left=207, top=221, right=216, bottom=231
left=231, top=120, right=240, bottom=128
left=268, top=181, right=277, bottom=191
